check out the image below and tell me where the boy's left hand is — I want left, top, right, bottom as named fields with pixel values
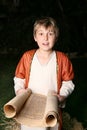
left=57, top=94, right=66, bottom=103
left=52, top=91, right=66, bottom=103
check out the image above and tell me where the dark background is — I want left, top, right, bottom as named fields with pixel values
left=0, top=0, right=87, bottom=129
left=0, top=0, right=87, bottom=55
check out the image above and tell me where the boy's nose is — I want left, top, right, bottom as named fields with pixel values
left=44, top=34, right=48, bottom=41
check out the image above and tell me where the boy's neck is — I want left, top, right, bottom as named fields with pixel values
left=36, top=49, right=54, bottom=65
left=37, top=49, right=53, bottom=57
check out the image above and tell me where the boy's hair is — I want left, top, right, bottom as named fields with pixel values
left=33, top=17, right=59, bottom=39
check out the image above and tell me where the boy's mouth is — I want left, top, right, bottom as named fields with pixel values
left=42, top=42, right=49, bottom=45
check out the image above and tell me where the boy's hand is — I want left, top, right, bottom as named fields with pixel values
left=57, top=95, right=66, bottom=103
left=52, top=91, right=66, bottom=103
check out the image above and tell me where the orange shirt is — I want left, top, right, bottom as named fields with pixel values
left=15, top=49, right=74, bottom=94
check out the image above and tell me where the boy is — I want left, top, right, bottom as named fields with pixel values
left=14, top=17, right=75, bottom=130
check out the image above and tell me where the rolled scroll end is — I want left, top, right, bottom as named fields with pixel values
left=4, top=105, right=16, bottom=118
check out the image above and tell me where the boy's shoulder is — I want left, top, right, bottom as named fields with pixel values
left=56, top=51, right=71, bottom=63
left=56, top=51, right=68, bottom=58
left=23, top=49, right=36, bottom=57
left=24, top=49, right=36, bottom=54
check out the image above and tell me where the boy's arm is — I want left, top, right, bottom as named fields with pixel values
left=14, top=77, right=26, bottom=95
left=53, top=80, right=75, bottom=107
left=59, top=80, right=75, bottom=98
left=13, top=52, right=28, bottom=95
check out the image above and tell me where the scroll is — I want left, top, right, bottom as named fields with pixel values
left=4, top=89, right=59, bottom=127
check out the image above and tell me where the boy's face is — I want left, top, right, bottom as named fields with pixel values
left=34, top=25, right=56, bottom=52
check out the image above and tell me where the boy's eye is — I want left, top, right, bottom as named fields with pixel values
left=38, top=32, right=43, bottom=35
left=49, top=32, right=55, bottom=36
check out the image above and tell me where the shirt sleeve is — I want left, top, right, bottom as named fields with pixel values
left=14, top=76, right=25, bottom=94
left=59, top=80, right=75, bottom=97
left=58, top=80, right=75, bottom=108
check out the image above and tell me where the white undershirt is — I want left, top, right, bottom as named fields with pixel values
left=28, top=51, right=57, bottom=96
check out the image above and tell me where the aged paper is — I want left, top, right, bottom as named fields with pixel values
left=4, top=89, right=59, bottom=127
